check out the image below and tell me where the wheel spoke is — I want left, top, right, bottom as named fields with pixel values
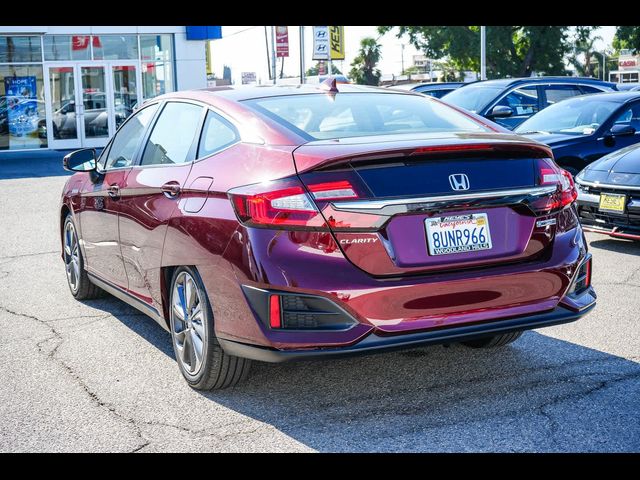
left=177, top=282, right=188, bottom=320
left=185, top=277, right=195, bottom=311
left=72, top=260, right=80, bottom=283
left=190, top=329, right=203, bottom=368
left=172, top=301, right=185, bottom=322
left=64, top=244, right=72, bottom=256
left=181, top=330, right=192, bottom=367
left=192, top=318, right=205, bottom=341
left=190, top=302, right=202, bottom=322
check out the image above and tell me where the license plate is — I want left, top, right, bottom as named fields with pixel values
left=599, top=193, right=626, bottom=213
left=425, top=213, right=493, bottom=256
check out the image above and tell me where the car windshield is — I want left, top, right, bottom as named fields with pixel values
left=441, top=85, right=503, bottom=112
left=515, top=98, right=620, bottom=136
left=243, top=93, right=487, bottom=140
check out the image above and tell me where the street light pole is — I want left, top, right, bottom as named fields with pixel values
left=271, top=26, right=277, bottom=85
left=480, top=26, right=487, bottom=80
left=401, top=44, right=405, bottom=74
left=300, top=26, right=306, bottom=84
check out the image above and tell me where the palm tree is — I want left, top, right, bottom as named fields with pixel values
left=349, top=37, right=382, bottom=85
left=568, top=32, right=603, bottom=77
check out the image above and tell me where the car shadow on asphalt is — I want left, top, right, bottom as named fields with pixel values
left=588, top=237, right=640, bottom=255
left=94, top=294, right=640, bottom=451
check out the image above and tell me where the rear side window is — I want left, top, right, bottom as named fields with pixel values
left=544, top=85, right=583, bottom=106
left=197, top=111, right=239, bottom=158
left=244, top=93, right=487, bottom=140
left=141, top=102, right=203, bottom=166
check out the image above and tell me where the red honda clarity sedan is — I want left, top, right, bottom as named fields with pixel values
left=60, top=80, right=596, bottom=389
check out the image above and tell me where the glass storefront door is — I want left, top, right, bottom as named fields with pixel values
left=44, top=61, right=141, bottom=149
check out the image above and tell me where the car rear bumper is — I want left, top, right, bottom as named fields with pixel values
left=218, top=300, right=596, bottom=363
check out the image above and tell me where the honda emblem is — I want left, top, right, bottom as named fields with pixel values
left=449, top=173, right=470, bottom=191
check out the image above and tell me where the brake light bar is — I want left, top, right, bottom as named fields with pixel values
left=308, top=180, right=358, bottom=201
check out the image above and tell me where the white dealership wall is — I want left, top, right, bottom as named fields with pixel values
left=0, top=25, right=208, bottom=91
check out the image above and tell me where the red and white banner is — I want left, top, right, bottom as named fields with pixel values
left=276, top=26, right=289, bottom=58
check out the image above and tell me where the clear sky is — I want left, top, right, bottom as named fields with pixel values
left=210, top=26, right=618, bottom=85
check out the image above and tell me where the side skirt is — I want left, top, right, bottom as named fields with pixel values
left=87, top=273, right=170, bottom=332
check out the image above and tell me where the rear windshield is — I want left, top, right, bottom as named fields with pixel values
left=243, top=93, right=487, bottom=140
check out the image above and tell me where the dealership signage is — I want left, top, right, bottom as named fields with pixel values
left=313, top=26, right=345, bottom=61
left=241, top=72, right=257, bottom=84
left=276, top=26, right=289, bottom=57
left=619, top=58, right=638, bottom=69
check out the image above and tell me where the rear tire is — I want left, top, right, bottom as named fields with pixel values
left=63, top=213, right=103, bottom=300
left=461, top=331, right=523, bottom=348
left=169, top=266, right=251, bottom=390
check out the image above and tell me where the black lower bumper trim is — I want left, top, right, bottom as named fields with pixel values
left=218, top=303, right=596, bottom=363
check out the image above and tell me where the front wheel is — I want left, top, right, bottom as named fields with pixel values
left=63, top=213, right=103, bottom=300
left=461, top=331, right=523, bottom=348
left=169, top=266, right=251, bottom=390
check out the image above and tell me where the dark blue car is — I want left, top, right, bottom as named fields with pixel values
left=442, top=77, right=617, bottom=130
left=393, top=82, right=465, bottom=98
left=515, top=91, right=640, bottom=175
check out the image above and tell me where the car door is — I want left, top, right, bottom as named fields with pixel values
left=490, top=85, right=542, bottom=129
left=117, top=101, right=205, bottom=310
left=79, top=103, right=159, bottom=290
left=598, top=101, right=640, bottom=155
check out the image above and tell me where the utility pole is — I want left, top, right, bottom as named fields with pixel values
left=400, top=44, right=405, bottom=74
left=271, top=26, right=277, bottom=85
left=480, top=26, right=487, bottom=80
left=299, top=26, right=306, bottom=84
left=264, top=26, right=271, bottom=80
left=602, top=51, right=607, bottom=81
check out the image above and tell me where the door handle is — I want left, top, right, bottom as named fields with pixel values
left=107, top=184, right=120, bottom=198
left=162, top=181, right=181, bottom=198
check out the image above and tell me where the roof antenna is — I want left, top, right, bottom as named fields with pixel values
left=319, top=76, right=339, bottom=93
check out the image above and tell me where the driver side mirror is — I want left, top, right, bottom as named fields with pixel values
left=63, top=148, right=97, bottom=172
left=488, top=105, right=514, bottom=119
left=608, top=124, right=636, bottom=137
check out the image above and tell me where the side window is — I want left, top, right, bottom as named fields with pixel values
left=103, top=103, right=159, bottom=169
left=544, top=85, right=583, bottom=107
left=579, top=85, right=603, bottom=95
left=140, top=102, right=203, bottom=166
left=496, top=85, right=539, bottom=116
left=611, top=103, right=640, bottom=130
left=197, top=111, right=239, bottom=158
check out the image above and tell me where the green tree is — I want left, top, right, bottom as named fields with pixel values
left=305, top=61, right=342, bottom=77
left=614, top=26, right=640, bottom=53
left=567, top=26, right=601, bottom=77
left=378, top=26, right=571, bottom=78
left=349, top=37, right=382, bottom=85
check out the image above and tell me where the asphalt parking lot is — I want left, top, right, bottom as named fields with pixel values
left=0, top=161, right=638, bottom=452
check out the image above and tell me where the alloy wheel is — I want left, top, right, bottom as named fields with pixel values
left=171, top=271, right=207, bottom=376
left=63, top=220, right=81, bottom=293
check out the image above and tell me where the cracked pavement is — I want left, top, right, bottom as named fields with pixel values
left=0, top=172, right=639, bottom=452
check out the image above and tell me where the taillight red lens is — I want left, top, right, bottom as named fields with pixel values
left=228, top=177, right=360, bottom=229
left=532, top=158, right=578, bottom=213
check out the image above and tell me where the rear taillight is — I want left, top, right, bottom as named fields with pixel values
left=228, top=177, right=360, bottom=229
left=532, top=158, right=578, bottom=213
left=567, top=256, right=592, bottom=296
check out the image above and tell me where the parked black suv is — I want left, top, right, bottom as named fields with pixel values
left=442, top=77, right=618, bottom=129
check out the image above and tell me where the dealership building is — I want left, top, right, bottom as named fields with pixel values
left=0, top=26, right=219, bottom=152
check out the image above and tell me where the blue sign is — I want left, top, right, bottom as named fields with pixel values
left=4, top=76, right=39, bottom=137
left=185, top=26, right=222, bottom=40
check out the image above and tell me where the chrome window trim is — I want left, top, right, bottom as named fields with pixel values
left=331, top=185, right=558, bottom=211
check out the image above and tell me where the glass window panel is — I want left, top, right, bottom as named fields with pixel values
left=496, top=86, right=539, bottom=115
left=142, top=61, right=175, bottom=99
left=0, top=36, right=42, bottom=63
left=81, top=66, right=109, bottom=139
left=92, top=35, right=138, bottom=60
left=112, top=65, right=138, bottom=128
left=197, top=111, right=239, bottom=158
left=141, top=102, right=202, bottom=166
left=104, top=103, right=158, bottom=169
left=0, top=64, right=47, bottom=150
left=43, top=35, right=91, bottom=61
left=140, top=34, right=173, bottom=63
left=48, top=66, right=78, bottom=140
